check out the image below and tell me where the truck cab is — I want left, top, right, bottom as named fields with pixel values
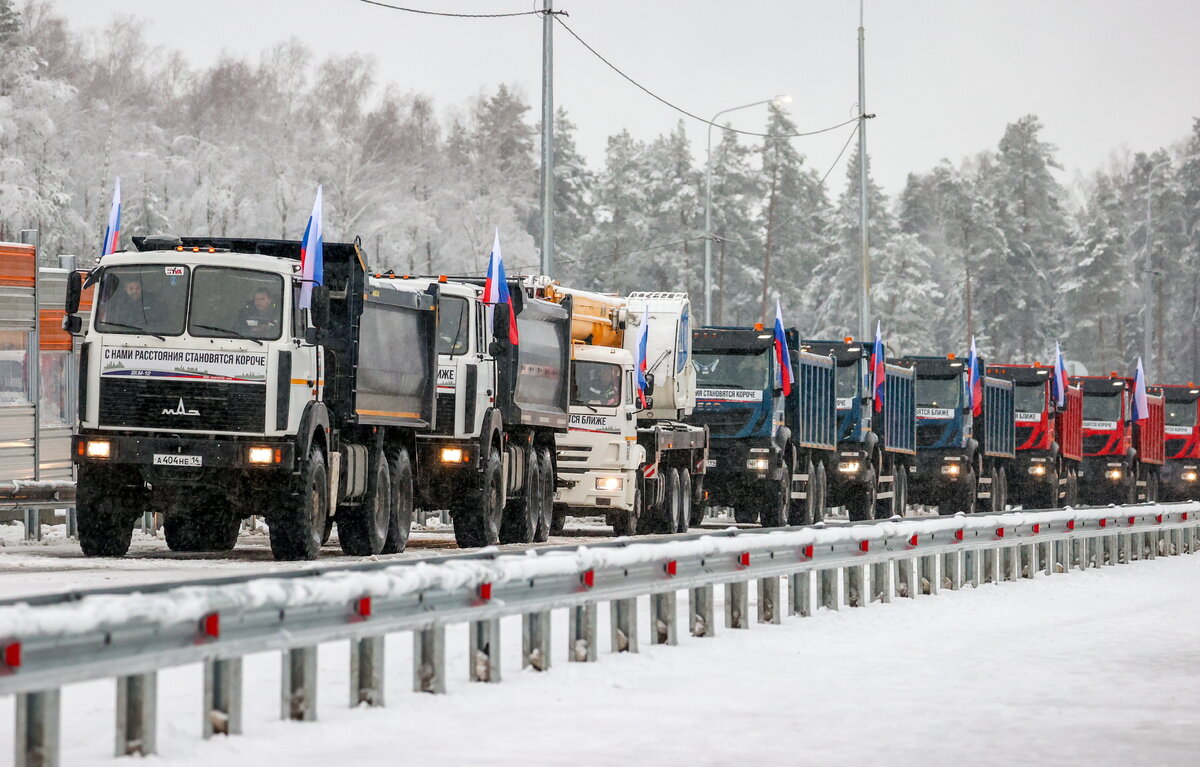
left=1072, top=374, right=1164, bottom=504
left=1150, top=383, right=1197, bottom=501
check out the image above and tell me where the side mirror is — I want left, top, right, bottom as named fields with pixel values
left=304, top=327, right=326, bottom=346
left=774, top=387, right=784, bottom=397
left=643, top=373, right=656, bottom=396
left=65, top=271, right=82, bottom=314
left=310, top=285, right=331, bottom=329
left=488, top=339, right=505, bottom=357
left=62, top=314, right=82, bottom=334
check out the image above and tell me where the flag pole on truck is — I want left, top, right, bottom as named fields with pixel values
left=871, top=320, right=885, bottom=412
left=773, top=299, right=792, bottom=397
left=1052, top=341, right=1068, bottom=408
left=299, top=185, right=324, bottom=310
left=101, top=178, right=121, bottom=257
left=484, top=230, right=519, bottom=344
left=1132, top=357, right=1149, bottom=422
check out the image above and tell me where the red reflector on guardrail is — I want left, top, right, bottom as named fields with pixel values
left=1184, top=512, right=1190, bottom=521
left=356, top=597, right=372, bottom=617
left=581, top=570, right=595, bottom=588
left=1156, top=514, right=1163, bottom=524
left=1128, top=516, right=1136, bottom=526
left=665, top=560, right=677, bottom=576
left=1099, top=518, right=1108, bottom=528
left=201, top=613, right=220, bottom=638
left=858, top=540, right=870, bottom=553
left=802, top=545, right=814, bottom=559
left=478, top=583, right=492, bottom=602
left=954, top=529, right=964, bottom=542
left=1032, top=523, right=1040, bottom=534
left=3, top=642, right=19, bottom=668
left=995, top=527, right=1005, bottom=538
left=738, top=552, right=750, bottom=567
left=1066, top=520, right=1076, bottom=531
left=908, top=535, right=919, bottom=547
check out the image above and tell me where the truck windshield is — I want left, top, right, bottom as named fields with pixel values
left=916, top=376, right=960, bottom=410
left=189, top=267, right=284, bottom=340
left=1083, top=393, right=1122, bottom=423
left=572, top=361, right=621, bottom=407
left=1165, top=400, right=1196, bottom=428
left=835, top=360, right=861, bottom=407
left=694, top=349, right=770, bottom=390
left=95, top=265, right=189, bottom=336
left=1013, top=383, right=1046, bottom=415
left=437, top=296, right=469, bottom=356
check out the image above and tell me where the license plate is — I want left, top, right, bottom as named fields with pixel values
left=153, top=453, right=202, bottom=467
left=706, top=458, right=717, bottom=468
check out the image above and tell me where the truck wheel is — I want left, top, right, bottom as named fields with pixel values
left=551, top=503, right=568, bottom=535
left=812, top=462, right=827, bottom=523
left=1044, top=467, right=1060, bottom=509
left=677, top=470, right=692, bottom=533
left=611, top=488, right=642, bottom=536
left=689, top=475, right=706, bottom=527
left=534, top=447, right=555, bottom=542
left=846, top=465, right=877, bottom=522
left=500, top=448, right=540, bottom=544
left=78, top=495, right=138, bottom=557
left=1147, top=472, right=1160, bottom=503
left=269, top=446, right=329, bottom=561
left=1065, top=468, right=1079, bottom=507
left=339, top=449, right=394, bottom=556
left=939, top=468, right=976, bottom=516
left=758, top=470, right=787, bottom=528
left=640, top=468, right=681, bottom=534
left=452, top=446, right=503, bottom=547
left=382, top=447, right=415, bottom=554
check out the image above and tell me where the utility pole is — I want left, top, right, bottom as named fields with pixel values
left=539, top=0, right=554, bottom=277
left=857, top=0, right=870, bottom=342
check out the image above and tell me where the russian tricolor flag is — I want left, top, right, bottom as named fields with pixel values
left=1131, top=357, right=1149, bottom=422
left=871, top=320, right=885, bottom=412
left=100, top=178, right=121, bottom=257
left=967, top=335, right=983, bottom=417
left=483, top=229, right=518, bottom=345
left=635, top=305, right=650, bottom=407
left=299, top=185, right=324, bottom=310
left=1051, top=341, right=1068, bottom=408
left=773, top=299, right=793, bottom=396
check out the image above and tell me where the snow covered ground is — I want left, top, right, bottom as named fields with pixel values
left=3, top=545, right=1198, bottom=765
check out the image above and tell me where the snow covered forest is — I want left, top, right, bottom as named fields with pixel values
left=2, top=1, right=1199, bottom=380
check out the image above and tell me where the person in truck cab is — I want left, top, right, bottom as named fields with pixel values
left=102, top=275, right=162, bottom=328
left=573, top=362, right=621, bottom=407
left=237, top=288, right=280, bottom=337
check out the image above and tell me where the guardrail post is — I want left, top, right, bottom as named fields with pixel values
left=282, top=646, right=319, bottom=719
left=943, top=552, right=962, bottom=590
left=522, top=611, right=551, bottom=670
left=1118, top=532, right=1130, bottom=564
left=202, top=657, right=242, bottom=738
left=965, top=548, right=982, bottom=587
left=1019, top=544, right=1033, bottom=579
left=1041, top=541, right=1054, bottom=575
left=414, top=627, right=446, bottom=692
left=650, top=591, right=677, bottom=645
left=1188, top=524, right=1197, bottom=554
left=726, top=581, right=749, bottom=628
left=568, top=602, right=598, bottom=661
left=845, top=564, right=867, bottom=607
left=351, top=636, right=386, bottom=704
left=115, top=672, right=157, bottom=756
left=469, top=619, right=502, bottom=681
left=758, top=576, right=781, bottom=624
left=871, top=560, right=893, bottom=603
left=1146, top=529, right=1158, bottom=559
left=819, top=567, right=842, bottom=609
left=982, top=548, right=997, bottom=584
left=689, top=585, right=715, bottom=637
left=1072, top=537, right=1087, bottom=570
left=141, top=511, right=158, bottom=536
left=1104, top=532, right=1117, bottom=566
left=23, top=508, right=41, bottom=541
left=789, top=571, right=812, bottom=616
left=610, top=598, right=638, bottom=653
left=15, top=689, right=60, bottom=767
left=64, top=507, right=77, bottom=539
left=896, top=558, right=916, bottom=598
left=919, top=554, right=938, bottom=595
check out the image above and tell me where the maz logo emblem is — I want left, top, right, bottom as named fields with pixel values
left=162, top=398, right=200, bottom=416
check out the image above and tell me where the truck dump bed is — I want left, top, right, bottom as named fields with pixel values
left=1135, top=395, right=1165, bottom=466
left=881, top=363, right=917, bottom=455
left=497, top=285, right=571, bottom=431
left=788, top=350, right=837, bottom=450
left=1059, top=386, right=1083, bottom=463
left=981, top=376, right=1016, bottom=459
left=356, top=279, right=439, bottom=429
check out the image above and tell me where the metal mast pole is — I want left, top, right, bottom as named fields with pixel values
left=539, top=0, right=554, bottom=277
left=704, top=122, right=714, bottom=326
left=857, top=0, right=870, bottom=342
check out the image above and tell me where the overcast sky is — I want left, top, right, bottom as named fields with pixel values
left=52, top=0, right=1200, bottom=200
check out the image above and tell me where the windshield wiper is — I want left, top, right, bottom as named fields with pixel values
left=193, top=324, right=263, bottom=345
left=101, top=321, right=165, bottom=341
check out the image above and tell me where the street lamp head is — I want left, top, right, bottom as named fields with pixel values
left=773, top=94, right=792, bottom=105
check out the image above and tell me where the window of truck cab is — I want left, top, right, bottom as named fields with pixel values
left=915, top=375, right=961, bottom=410
left=94, top=265, right=189, bottom=336
left=1164, top=399, right=1196, bottom=428
left=572, top=361, right=622, bottom=408
left=437, top=296, right=469, bottom=356
left=189, top=267, right=284, bottom=341
left=693, top=348, right=770, bottom=390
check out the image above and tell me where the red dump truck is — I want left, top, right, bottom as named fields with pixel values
left=1150, top=383, right=1200, bottom=502
left=987, top=364, right=1082, bottom=508
left=1073, top=374, right=1164, bottom=504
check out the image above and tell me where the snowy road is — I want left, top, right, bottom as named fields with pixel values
left=3, top=537, right=1198, bottom=765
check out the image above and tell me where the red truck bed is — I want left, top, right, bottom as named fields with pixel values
left=1135, top=395, right=1165, bottom=466
left=1058, top=385, right=1083, bottom=463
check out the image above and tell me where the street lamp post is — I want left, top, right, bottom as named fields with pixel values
left=703, top=95, right=789, bottom=326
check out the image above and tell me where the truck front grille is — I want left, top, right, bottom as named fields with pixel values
left=916, top=423, right=946, bottom=447
left=99, top=378, right=265, bottom=433
left=432, top=394, right=455, bottom=435
left=688, top=410, right=754, bottom=438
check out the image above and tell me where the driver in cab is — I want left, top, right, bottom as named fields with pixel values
left=574, top=364, right=621, bottom=407
left=237, top=288, right=280, bottom=337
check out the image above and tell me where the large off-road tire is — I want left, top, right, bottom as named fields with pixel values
left=1064, top=467, right=1080, bottom=507
left=382, top=447, right=415, bottom=554
left=1147, top=471, right=1160, bottom=503
left=677, top=470, right=693, bottom=534
left=500, top=447, right=540, bottom=544
left=551, top=504, right=568, bottom=535
left=268, top=446, right=329, bottom=561
left=688, top=474, right=706, bottom=527
left=452, top=446, right=503, bottom=548
left=78, top=494, right=138, bottom=557
left=533, top=447, right=555, bottom=542
left=611, top=488, right=642, bottom=536
left=758, top=465, right=788, bottom=528
left=338, top=449, right=394, bottom=556
left=846, top=465, right=878, bottom=522
left=640, top=468, right=681, bottom=534
left=1043, top=467, right=1060, bottom=509
left=938, top=467, right=976, bottom=516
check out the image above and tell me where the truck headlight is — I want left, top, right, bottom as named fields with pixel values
left=595, top=477, right=623, bottom=491
left=941, top=462, right=961, bottom=477
left=1105, top=468, right=1123, bottom=481
left=1028, top=464, right=1047, bottom=477
left=84, top=440, right=111, bottom=459
left=440, top=447, right=466, bottom=463
left=248, top=446, right=277, bottom=464
left=746, top=458, right=770, bottom=471
left=837, top=460, right=861, bottom=474
left=1183, top=470, right=1198, bottom=482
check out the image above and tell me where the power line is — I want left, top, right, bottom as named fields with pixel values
left=357, top=0, right=543, bottom=18
left=554, top=16, right=867, bottom=139
left=511, top=236, right=707, bottom=273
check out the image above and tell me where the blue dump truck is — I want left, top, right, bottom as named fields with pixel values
left=901, top=355, right=1016, bottom=514
left=687, top=325, right=836, bottom=527
left=800, top=339, right=917, bottom=520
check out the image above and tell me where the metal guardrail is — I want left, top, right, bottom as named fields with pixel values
left=2, top=502, right=1198, bottom=766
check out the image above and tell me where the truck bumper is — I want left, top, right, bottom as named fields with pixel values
left=908, top=450, right=969, bottom=504
left=554, top=467, right=637, bottom=513
left=1005, top=452, right=1059, bottom=504
left=72, top=432, right=296, bottom=479
left=702, top=441, right=781, bottom=505
left=1079, top=456, right=1132, bottom=504
left=415, top=438, right=484, bottom=508
left=1158, top=461, right=1200, bottom=502
left=825, top=445, right=872, bottom=504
